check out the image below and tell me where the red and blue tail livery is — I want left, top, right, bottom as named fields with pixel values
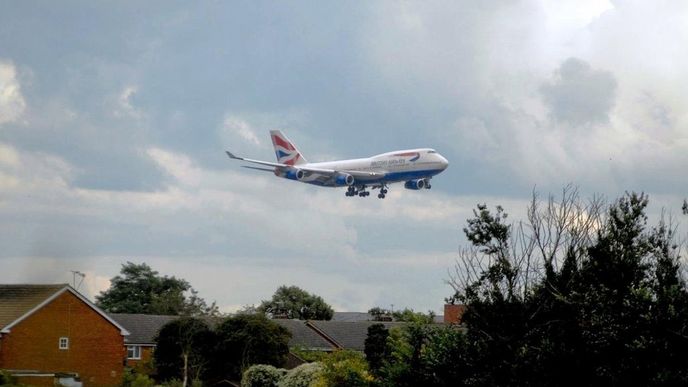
left=270, top=130, right=307, bottom=166
left=226, top=130, right=448, bottom=199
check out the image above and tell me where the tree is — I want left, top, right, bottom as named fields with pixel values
left=367, top=307, right=393, bottom=321
left=96, top=262, right=219, bottom=316
left=439, top=188, right=688, bottom=386
left=391, top=308, right=435, bottom=324
left=258, top=285, right=334, bottom=320
left=154, top=317, right=216, bottom=386
left=377, top=323, right=433, bottom=387
left=364, top=324, right=389, bottom=374
left=213, top=313, right=292, bottom=381
left=367, top=307, right=434, bottom=323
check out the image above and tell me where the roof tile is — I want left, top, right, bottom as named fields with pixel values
left=0, top=284, right=68, bottom=330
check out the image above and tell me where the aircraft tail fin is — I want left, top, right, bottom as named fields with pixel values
left=270, top=130, right=308, bottom=165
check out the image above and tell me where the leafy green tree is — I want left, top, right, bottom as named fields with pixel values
left=96, top=262, right=219, bottom=316
left=241, top=365, right=286, bottom=387
left=439, top=189, right=688, bottom=386
left=213, top=313, right=292, bottom=381
left=391, top=308, right=435, bottom=324
left=259, top=285, right=334, bottom=320
left=367, top=307, right=392, bottom=321
left=377, top=323, right=433, bottom=387
left=154, top=317, right=216, bottom=386
left=368, top=307, right=434, bottom=323
left=421, top=326, right=470, bottom=387
left=364, top=324, right=389, bottom=374
left=313, top=350, right=373, bottom=387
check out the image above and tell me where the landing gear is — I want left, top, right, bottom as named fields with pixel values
left=377, top=185, right=388, bottom=199
left=345, top=184, right=389, bottom=198
left=345, top=185, right=370, bottom=197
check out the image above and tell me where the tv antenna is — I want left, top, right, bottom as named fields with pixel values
left=70, top=270, right=85, bottom=291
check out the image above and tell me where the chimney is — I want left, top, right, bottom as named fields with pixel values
left=443, top=304, right=466, bottom=324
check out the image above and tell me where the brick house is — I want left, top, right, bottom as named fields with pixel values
left=0, top=284, right=130, bottom=387
left=109, top=313, right=176, bottom=368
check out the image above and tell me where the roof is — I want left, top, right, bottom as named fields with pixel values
left=110, top=313, right=178, bottom=344
left=332, top=312, right=445, bottom=323
left=307, top=321, right=408, bottom=351
left=272, top=319, right=337, bottom=351
left=0, top=284, right=67, bottom=330
left=331, top=312, right=374, bottom=322
left=0, top=284, right=129, bottom=335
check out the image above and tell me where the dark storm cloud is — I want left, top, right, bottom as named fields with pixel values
left=540, top=57, right=618, bottom=126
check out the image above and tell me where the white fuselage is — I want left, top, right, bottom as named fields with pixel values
left=279, top=148, right=449, bottom=187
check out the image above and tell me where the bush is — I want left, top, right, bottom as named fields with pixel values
left=121, top=368, right=155, bottom=387
left=159, top=379, right=202, bottom=387
left=278, top=363, right=323, bottom=387
left=313, top=350, right=373, bottom=387
left=241, top=365, right=286, bottom=387
left=0, top=370, right=18, bottom=386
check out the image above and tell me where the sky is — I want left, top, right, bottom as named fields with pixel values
left=1, top=0, right=687, bottom=314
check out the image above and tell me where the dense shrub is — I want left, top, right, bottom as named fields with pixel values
left=241, top=365, right=286, bottom=387
left=278, top=363, right=322, bottom=387
left=0, top=370, right=19, bottom=386
left=314, top=350, right=373, bottom=387
left=121, top=368, right=155, bottom=387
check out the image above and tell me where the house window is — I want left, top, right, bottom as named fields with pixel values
left=59, top=337, right=69, bottom=350
left=127, top=345, right=141, bottom=360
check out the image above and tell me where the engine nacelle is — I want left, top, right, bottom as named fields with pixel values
left=404, top=179, right=426, bottom=190
left=284, top=169, right=306, bottom=181
left=335, top=173, right=355, bottom=187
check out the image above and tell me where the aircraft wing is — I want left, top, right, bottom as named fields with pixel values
left=226, top=151, right=287, bottom=169
left=226, top=151, right=385, bottom=180
left=298, top=167, right=385, bottom=185
left=290, top=165, right=384, bottom=179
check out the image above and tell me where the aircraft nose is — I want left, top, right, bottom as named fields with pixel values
left=438, top=154, right=449, bottom=169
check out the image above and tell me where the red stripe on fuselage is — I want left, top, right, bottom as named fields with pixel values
left=272, top=135, right=295, bottom=151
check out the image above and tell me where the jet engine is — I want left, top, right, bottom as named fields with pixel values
left=285, top=169, right=306, bottom=181
left=335, top=173, right=355, bottom=187
left=404, top=179, right=426, bottom=190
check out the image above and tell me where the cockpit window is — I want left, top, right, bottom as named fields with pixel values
left=427, top=150, right=437, bottom=154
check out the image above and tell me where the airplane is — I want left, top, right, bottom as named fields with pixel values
left=226, top=130, right=449, bottom=199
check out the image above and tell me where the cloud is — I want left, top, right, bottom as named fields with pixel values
left=113, top=85, right=142, bottom=119
left=222, top=115, right=261, bottom=147
left=2, top=1, right=688, bottom=315
left=540, top=57, right=617, bottom=125
left=0, top=60, right=26, bottom=125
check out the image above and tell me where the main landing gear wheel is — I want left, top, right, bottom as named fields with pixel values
left=346, top=186, right=370, bottom=197
left=346, top=186, right=356, bottom=197
left=378, top=186, right=388, bottom=199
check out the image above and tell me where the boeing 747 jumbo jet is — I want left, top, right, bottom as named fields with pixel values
left=226, top=130, right=448, bottom=199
